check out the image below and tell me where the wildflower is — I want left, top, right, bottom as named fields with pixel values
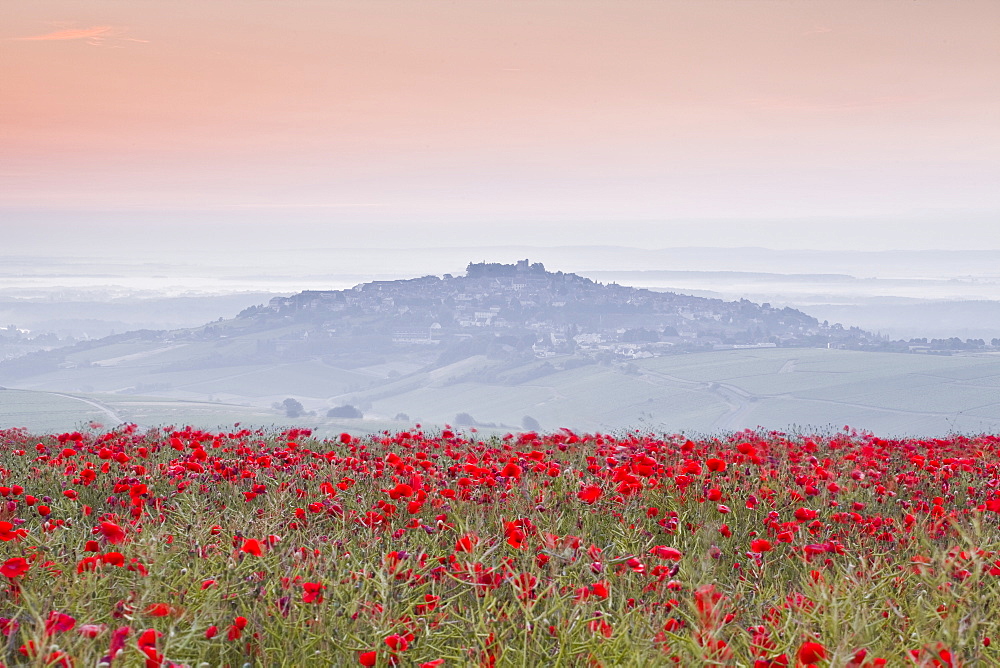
left=45, top=611, right=76, bottom=634
left=97, top=521, right=127, bottom=544
left=0, top=521, right=28, bottom=541
left=303, top=581, right=325, bottom=604
left=797, top=641, right=827, bottom=665
left=0, top=557, right=29, bottom=578
left=145, top=603, right=172, bottom=617
left=227, top=616, right=248, bottom=641
left=650, top=545, right=683, bottom=560
left=578, top=485, right=602, bottom=504
left=240, top=538, right=264, bottom=556
left=78, top=623, right=107, bottom=638
left=455, top=533, right=479, bottom=553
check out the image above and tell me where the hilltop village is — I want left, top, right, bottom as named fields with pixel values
left=237, top=260, right=879, bottom=362
left=3, top=262, right=985, bottom=386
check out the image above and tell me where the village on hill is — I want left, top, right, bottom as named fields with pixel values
left=234, top=260, right=884, bottom=363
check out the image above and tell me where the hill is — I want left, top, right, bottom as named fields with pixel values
left=2, top=261, right=999, bottom=436
left=236, top=259, right=878, bottom=356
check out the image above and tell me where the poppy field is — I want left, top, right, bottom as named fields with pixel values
left=1, top=424, right=998, bottom=667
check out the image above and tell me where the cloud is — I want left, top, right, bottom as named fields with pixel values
left=11, top=25, right=146, bottom=46
left=15, top=26, right=113, bottom=41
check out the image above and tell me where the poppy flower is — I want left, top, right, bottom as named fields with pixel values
left=240, top=538, right=264, bottom=556
left=98, top=521, right=127, bottom=545
left=0, top=521, right=28, bottom=542
left=303, top=581, right=325, bottom=603
left=797, top=641, right=827, bottom=664
left=650, top=545, right=683, bottom=560
left=0, top=557, right=29, bottom=578
left=706, top=458, right=726, bottom=472
left=45, top=611, right=76, bottom=634
left=77, top=623, right=106, bottom=638
left=145, top=603, right=172, bottom=617
left=578, top=485, right=602, bottom=504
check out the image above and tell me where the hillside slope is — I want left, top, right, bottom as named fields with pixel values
left=2, top=262, right=996, bottom=436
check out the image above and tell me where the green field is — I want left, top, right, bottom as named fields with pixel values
left=0, top=389, right=110, bottom=433
left=5, top=346, right=1000, bottom=436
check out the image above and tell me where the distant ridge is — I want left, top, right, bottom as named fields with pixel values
left=235, top=259, right=880, bottom=359
left=4, top=261, right=1000, bottom=437
left=1, top=261, right=971, bottom=391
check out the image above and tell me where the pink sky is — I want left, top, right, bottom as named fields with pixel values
left=2, top=0, right=998, bottom=248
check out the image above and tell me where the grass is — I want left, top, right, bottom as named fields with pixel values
left=10, top=347, right=1000, bottom=436
left=1, top=425, right=998, bottom=666
left=0, top=389, right=106, bottom=432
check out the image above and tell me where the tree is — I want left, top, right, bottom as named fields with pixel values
left=454, top=412, right=477, bottom=426
left=621, top=328, right=659, bottom=343
left=282, top=398, right=305, bottom=418
left=327, top=405, right=363, bottom=419
left=521, top=415, right=541, bottom=431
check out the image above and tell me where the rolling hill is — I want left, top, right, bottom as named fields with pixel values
left=2, top=262, right=998, bottom=436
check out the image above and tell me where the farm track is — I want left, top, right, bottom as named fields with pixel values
left=782, top=393, right=1000, bottom=423
left=778, top=359, right=798, bottom=374
left=520, top=384, right=568, bottom=407
left=637, top=368, right=757, bottom=431
left=91, top=344, right=189, bottom=367
left=45, top=391, right=127, bottom=427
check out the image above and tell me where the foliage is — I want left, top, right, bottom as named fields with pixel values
left=521, top=415, right=541, bottom=431
left=453, top=412, right=476, bottom=426
left=280, top=398, right=304, bottom=418
left=327, top=405, right=364, bottom=419
left=0, top=424, right=998, bottom=666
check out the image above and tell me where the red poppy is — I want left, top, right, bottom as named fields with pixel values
left=0, top=557, right=29, bottom=579
left=0, top=521, right=28, bottom=542
left=797, top=641, right=827, bottom=665
left=145, top=603, right=172, bottom=617
left=45, top=611, right=76, bottom=634
left=98, top=521, right=127, bottom=545
left=240, top=538, right=263, bottom=556
left=650, top=545, right=683, bottom=560
left=303, top=581, right=325, bottom=603
left=578, top=485, right=602, bottom=504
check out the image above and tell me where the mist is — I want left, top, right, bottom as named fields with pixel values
left=3, top=0, right=999, bottom=436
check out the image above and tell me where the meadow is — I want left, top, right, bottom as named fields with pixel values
left=0, top=423, right=996, bottom=666
left=0, top=390, right=109, bottom=434
left=9, top=346, right=1000, bottom=436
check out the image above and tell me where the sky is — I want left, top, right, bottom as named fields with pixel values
left=2, top=0, right=999, bottom=253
